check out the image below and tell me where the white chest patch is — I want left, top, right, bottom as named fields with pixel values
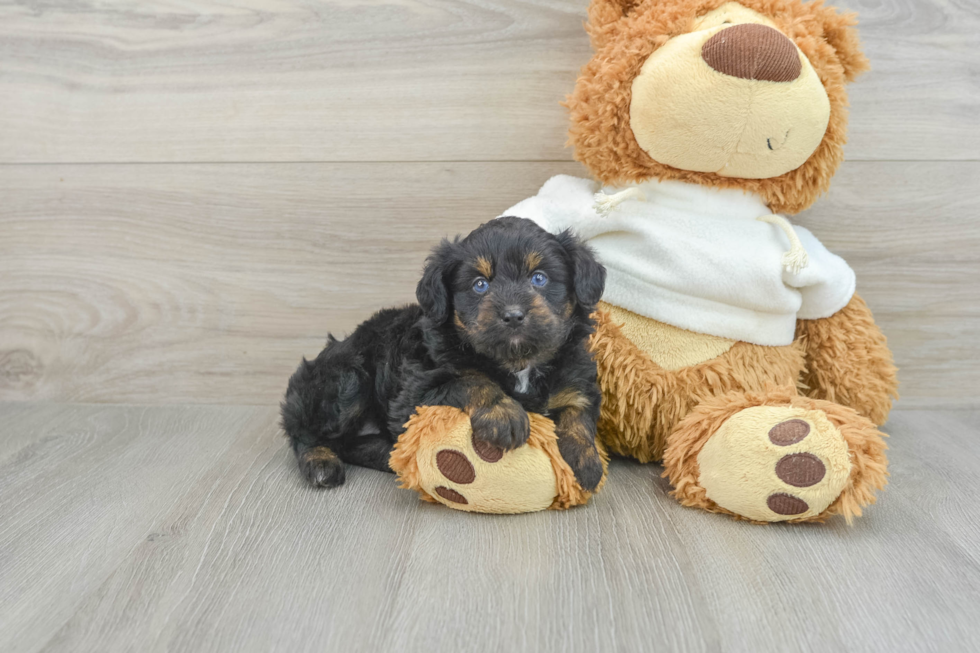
left=514, top=367, right=533, bottom=394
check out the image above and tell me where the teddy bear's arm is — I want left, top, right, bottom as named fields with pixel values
left=795, top=293, right=898, bottom=426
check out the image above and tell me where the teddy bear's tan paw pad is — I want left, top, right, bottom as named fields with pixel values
left=416, top=417, right=557, bottom=513
left=697, top=407, right=852, bottom=521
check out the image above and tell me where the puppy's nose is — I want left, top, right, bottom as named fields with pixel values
left=701, top=23, right=801, bottom=83
left=501, top=307, right=525, bottom=327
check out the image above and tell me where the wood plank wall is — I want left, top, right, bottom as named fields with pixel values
left=1, top=0, right=978, bottom=407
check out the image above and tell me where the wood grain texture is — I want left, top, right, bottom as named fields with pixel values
left=0, top=0, right=977, bottom=163
left=2, top=160, right=977, bottom=407
left=0, top=403, right=977, bottom=652
left=0, top=403, right=280, bottom=653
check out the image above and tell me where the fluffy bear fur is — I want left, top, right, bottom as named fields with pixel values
left=795, top=293, right=898, bottom=426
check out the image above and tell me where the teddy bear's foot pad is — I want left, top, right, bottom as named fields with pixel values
left=390, top=406, right=601, bottom=513
left=696, top=407, right=852, bottom=522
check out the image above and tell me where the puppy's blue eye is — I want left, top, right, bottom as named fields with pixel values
left=530, top=271, right=548, bottom=287
left=473, top=278, right=489, bottom=294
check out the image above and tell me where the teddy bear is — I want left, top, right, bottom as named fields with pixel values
left=391, top=0, right=897, bottom=523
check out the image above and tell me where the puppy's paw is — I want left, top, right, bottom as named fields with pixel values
left=470, top=397, right=530, bottom=451
left=558, top=438, right=603, bottom=492
left=298, top=446, right=346, bottom=488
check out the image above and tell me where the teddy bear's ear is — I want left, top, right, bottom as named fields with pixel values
left=587, top=0, right=645, bottom=49
left=819, top=8, right=870, bottom=82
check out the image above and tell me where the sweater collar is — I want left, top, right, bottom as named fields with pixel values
left=606, top=178, right=773, bottom=221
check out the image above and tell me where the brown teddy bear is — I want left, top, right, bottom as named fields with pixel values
left=500, top=0, right=898, bottom=522
left=392, top=0, right=897, bottom=523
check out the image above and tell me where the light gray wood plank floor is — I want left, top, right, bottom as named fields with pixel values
left=1, top=403, right=977, bottom=653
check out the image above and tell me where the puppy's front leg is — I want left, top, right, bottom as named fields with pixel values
left=457, top=373, right=530, bottom=451
left=548, top=388, right=604, bottom=492
left=392, top=371, right=529, bottom=450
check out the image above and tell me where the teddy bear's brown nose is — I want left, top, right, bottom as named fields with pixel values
left=701, top=23, right=801, bottom=82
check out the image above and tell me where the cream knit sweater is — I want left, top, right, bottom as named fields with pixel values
left=501, top=175, right=855, bottom=347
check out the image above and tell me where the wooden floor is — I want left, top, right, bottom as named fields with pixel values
left=0, top=403, right=977, bottom=653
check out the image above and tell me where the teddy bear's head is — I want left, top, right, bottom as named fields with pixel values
left=567, top=0, right=868, bottom=214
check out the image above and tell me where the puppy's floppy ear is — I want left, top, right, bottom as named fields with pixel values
left=416, top=237, right=460, bottom=324
left=557, top=229, right=606, bottom=310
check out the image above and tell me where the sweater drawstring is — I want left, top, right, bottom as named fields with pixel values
left=593, top=188, right=646, bottom=217
left=757, top=214, right=809, bottom=274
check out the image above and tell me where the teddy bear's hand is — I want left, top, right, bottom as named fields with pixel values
left=795, top=293, right=898, bottom=426
left=469, top=395, right=531, bottom=451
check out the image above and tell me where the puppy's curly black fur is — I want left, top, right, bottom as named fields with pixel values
left=281, top=217, right=607, bottom=491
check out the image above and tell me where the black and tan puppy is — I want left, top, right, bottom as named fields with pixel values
left=281, top=217, right=607, bottom=492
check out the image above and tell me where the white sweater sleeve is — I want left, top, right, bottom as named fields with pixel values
left=786, top=226, right=857, bottom=320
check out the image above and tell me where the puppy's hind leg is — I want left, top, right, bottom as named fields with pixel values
left=342, top=421, right=395, bottom=473
left=295, top=442, right=346, bottom=488
left=281, top=358, right=347, bottom=488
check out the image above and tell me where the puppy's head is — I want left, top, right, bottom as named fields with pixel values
left=417, top=217, right=605, bottom=371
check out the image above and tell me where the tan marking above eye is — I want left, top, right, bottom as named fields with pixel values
left=475, top=256, right=493, bottom=278
left=525, top=252, right=543, bottom=270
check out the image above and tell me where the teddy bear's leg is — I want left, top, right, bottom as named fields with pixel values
left=796, top=294, right=899, bottom=426
left=389, top=406, right=607, bottom=513
left=662, top=387, right=887, bottom=523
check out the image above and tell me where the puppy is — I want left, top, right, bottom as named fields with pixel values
left=281, top=217, right=607, bottom=492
